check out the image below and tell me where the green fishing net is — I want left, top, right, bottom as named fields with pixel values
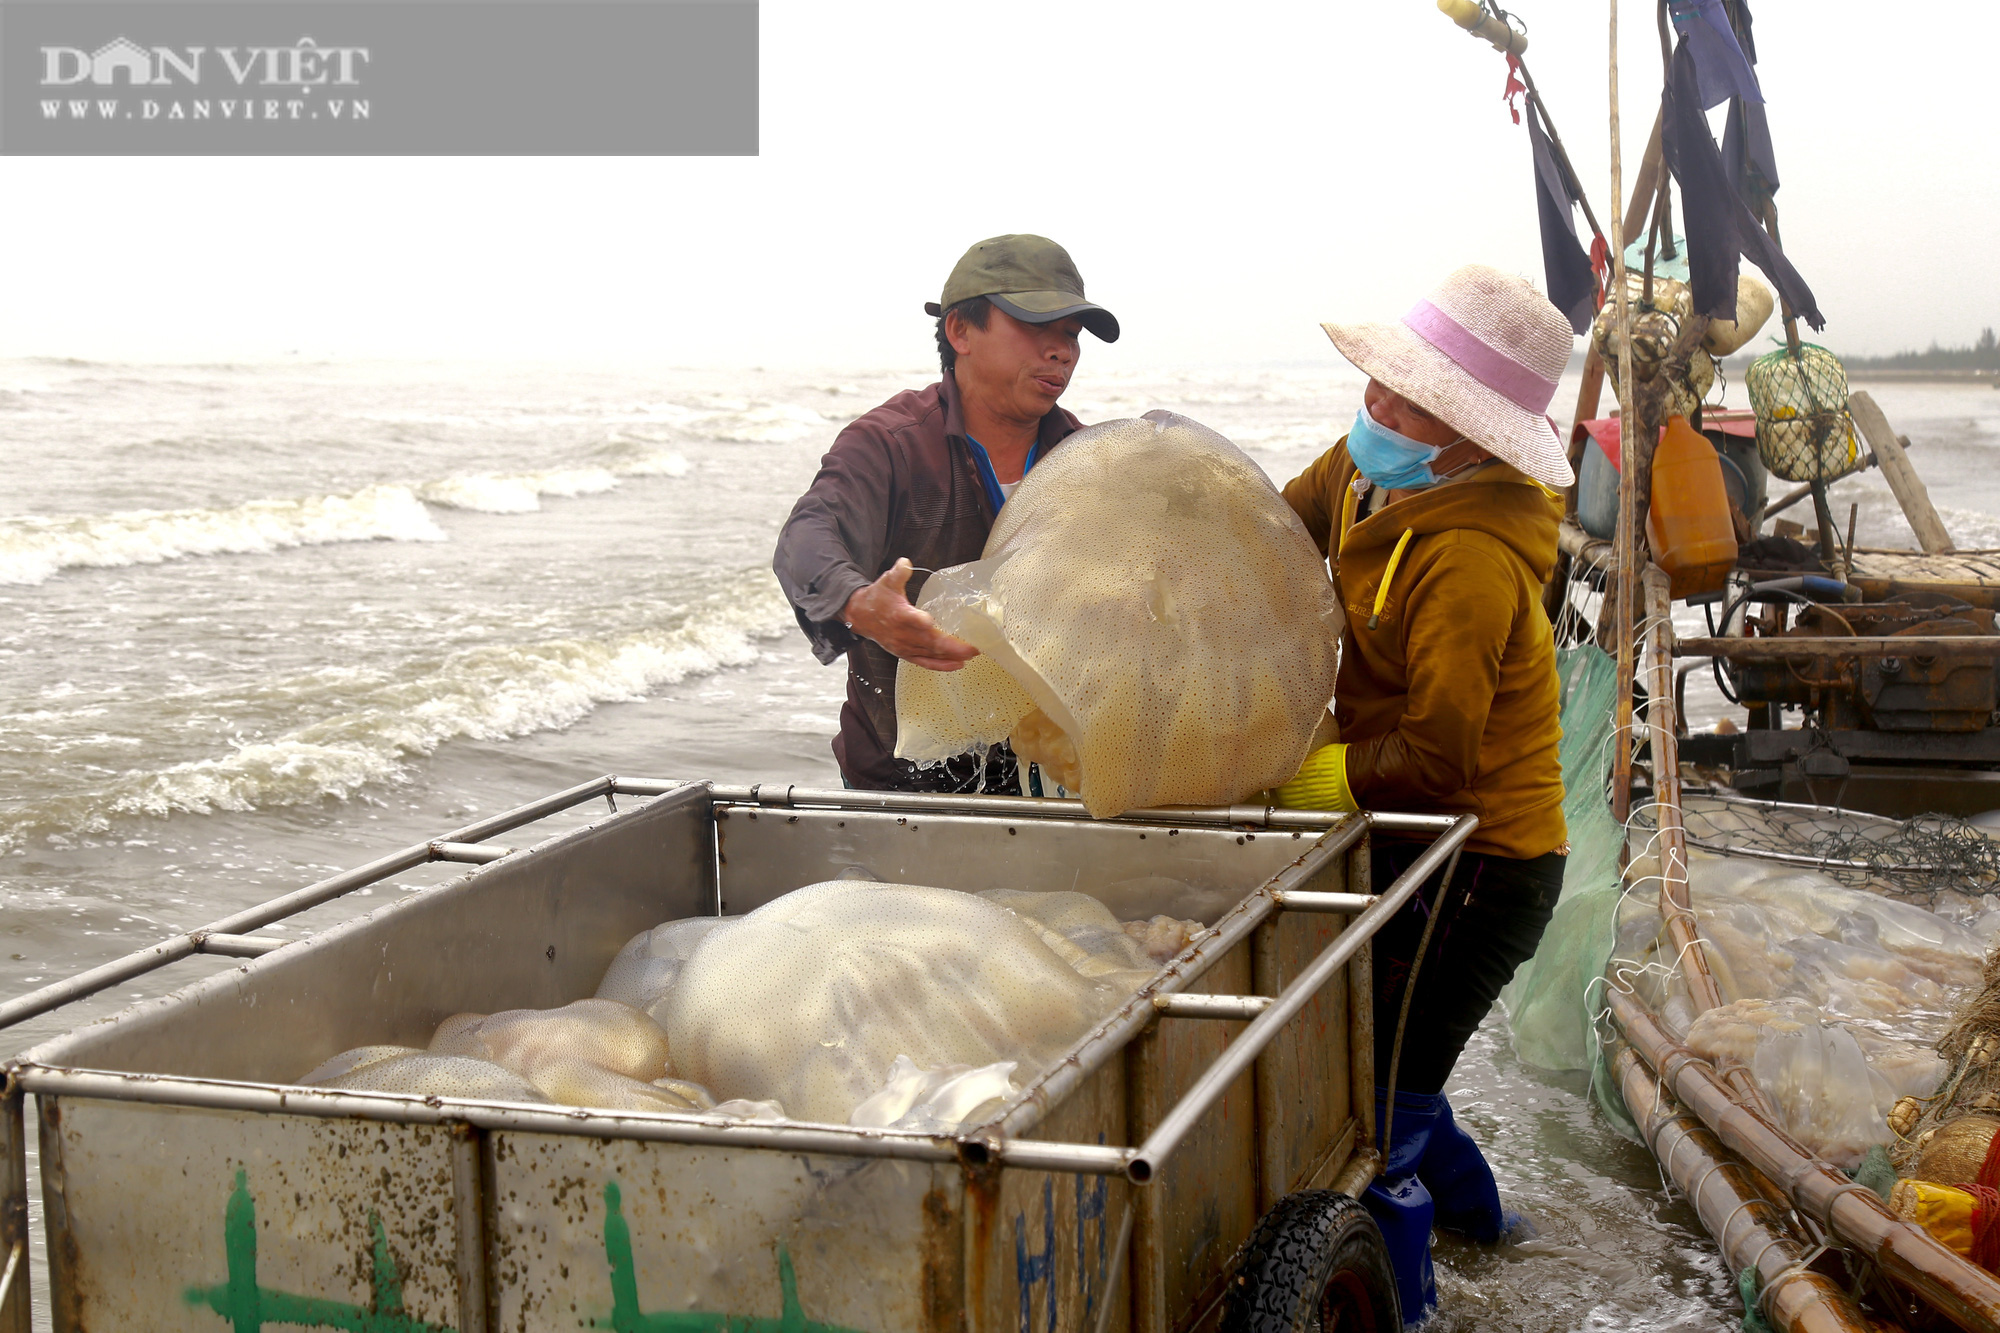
left=1500, top=645, right=1633, bottom=1129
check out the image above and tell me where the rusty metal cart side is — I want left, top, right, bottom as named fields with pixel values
left=0, top=778, right=1473, bottom=1333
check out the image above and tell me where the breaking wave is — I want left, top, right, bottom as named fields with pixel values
left=1936, top=504, right=2000, bottom=551
left=1, top=449, right=694, bottom=582
left=0, top=485, right=446, bottom=586
left=696, top=403, right=828, bottom=444
left=416, top=451, right=691, bottom=514
left=1, top=579, right=795, bottom=850
left=618, top=449, right=693, bottom=477
left=418, top=466, right=621, bottom=514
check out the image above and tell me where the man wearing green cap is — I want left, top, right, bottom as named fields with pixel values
left=774, top=234, right=1120, bottom=791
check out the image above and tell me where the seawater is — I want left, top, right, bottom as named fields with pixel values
left=5, top=355, right=1997, bottom=1329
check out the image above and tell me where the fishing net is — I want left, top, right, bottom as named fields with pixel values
left=893, top=411, right=1342, bottom=819
left=1745, top=343, right=1862, bottom=483
left=1500, top=645, right=1626, bottom=1079
left=1679, top=796, right=2000, bottom=911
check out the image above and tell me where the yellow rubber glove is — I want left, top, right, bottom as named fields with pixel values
left=1275, top=743, right=1358, bottom=812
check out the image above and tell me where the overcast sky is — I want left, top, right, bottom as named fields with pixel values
left=2, top=0, right=1990, bottom=368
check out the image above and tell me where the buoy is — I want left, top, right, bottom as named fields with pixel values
left=1702, top=275, right=1776, bottom=357
left=1437, top=0, right=1527, bottom=54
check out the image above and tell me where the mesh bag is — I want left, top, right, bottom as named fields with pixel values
left=895, top=411, right=1342, bottom=819
left=1746, top=343, right=1862, bottom=483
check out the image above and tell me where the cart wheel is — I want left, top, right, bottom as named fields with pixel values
left=1220, top=1190, right=1401, bottom=1333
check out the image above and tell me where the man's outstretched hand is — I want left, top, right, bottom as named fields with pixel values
left=842, top=558, right=979, bottom=672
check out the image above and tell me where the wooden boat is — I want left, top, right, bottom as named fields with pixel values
left=1530, top=53, right=2000, bottom=1332
left=1549, top=522, right=2000, bottom=1330
left=1483, top=0, right=2000, bottom=1319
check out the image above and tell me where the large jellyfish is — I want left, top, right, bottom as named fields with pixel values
left=894, top=411, right=1341, bottom=817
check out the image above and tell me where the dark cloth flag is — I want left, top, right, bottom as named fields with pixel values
left=1668, top=0, right=1763, bottom=109
left=1662, top=39, right=1822, bottom=328
left=1722, top=96, right=1780, bottom=214
left=1719, top=0, right=1779, bottom=210
left=1526, top=97, right=1598, bottom=334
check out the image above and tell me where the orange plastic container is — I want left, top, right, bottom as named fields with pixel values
left=1647, top=414, right=1739, bottom=600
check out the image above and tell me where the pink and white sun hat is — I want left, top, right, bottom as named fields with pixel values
left=1322, top=264, right=1577, bottom=490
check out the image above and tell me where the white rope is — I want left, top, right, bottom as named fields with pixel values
left=1714, top=1193, right=1770, bottom=1252
left=1687, top=1157, right=1730, bottom=1212
left=1758, top=1242, right=1831, bottom=1322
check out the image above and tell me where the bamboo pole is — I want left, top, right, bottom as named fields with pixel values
left=1640, top=567, right=1726, bottom=1020
left=1849, top=391, right=1955, bottom=553
left=1638, top=561, right=1787, bottom=1117
left=1608, top=0, right=1641, bottom=826
left=1611, top=1047, right=1881, bottom=1333
left=1563, top=111, right=1664, bottom=494
left=1611, top=988, right=2000, bottom=1330
left=1544, top=111, right=1664, bottom=628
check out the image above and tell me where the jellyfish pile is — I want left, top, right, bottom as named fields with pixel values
left=300, top=880, right=1206, bottom=1131
left=1618, top=850, right=1986, bottom=1166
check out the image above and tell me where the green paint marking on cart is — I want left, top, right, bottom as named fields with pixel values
left=183, top=1169, right=454, bottom=1332
left=591, top=1180, right=867, bottom=1333
left=180, top=1170, right=864, bottom=1333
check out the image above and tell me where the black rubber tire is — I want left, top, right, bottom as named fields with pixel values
left=1218, top=1190, right=1402, bottom=1333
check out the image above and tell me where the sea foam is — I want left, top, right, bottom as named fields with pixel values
left=0, top=485, right=445, bottom=586
left=0, top=579, right=795, bottom=850
left=2, top=449, right=695, bottom=583
left=418, top=467, right=621, bottom=514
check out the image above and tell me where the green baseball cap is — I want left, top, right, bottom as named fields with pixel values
left=925, top=234, right=1120, bottom=343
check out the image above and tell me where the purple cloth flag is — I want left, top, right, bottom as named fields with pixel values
left=1662, top=39, right=1822, bottom=328
left=1669, top=0, right=1764, bottom=109
left=1525, top=99, right=1597, bottom=335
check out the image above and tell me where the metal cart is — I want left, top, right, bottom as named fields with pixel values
left=0, top=777, right=1473, bottom=1333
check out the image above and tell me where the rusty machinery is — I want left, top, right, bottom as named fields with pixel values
left=1677, top=580, right=2000, bottom=810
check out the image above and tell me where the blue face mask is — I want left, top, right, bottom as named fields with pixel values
left=1347, top=408, right=1445, bottom=491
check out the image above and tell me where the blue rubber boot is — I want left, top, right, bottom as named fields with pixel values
left=1361, top=1172, right=1436, bottom=1327
left=1364, top=1088, right=1443, bottom=1325
left=1415, top=1096, right=1506, bottom=1244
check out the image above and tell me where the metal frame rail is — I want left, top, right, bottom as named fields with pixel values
left=0, top=777, right=1417, bottom=1035
left=0, top=775, right=1474, bottom=1192
left=0, top=774, right=636, bottom=1034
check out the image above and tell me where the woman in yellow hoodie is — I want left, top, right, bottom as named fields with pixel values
left=1277, top=264, right=1575, bottom=1324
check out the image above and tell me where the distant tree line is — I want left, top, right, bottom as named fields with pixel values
left=1843, top=327, right=1999, bottom=371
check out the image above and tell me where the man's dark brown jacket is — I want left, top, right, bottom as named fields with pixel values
left=772, top=371, right=1081, bottom=788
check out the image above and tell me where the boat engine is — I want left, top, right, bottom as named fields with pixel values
left=1694, top=584, right=2000, bottom=812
